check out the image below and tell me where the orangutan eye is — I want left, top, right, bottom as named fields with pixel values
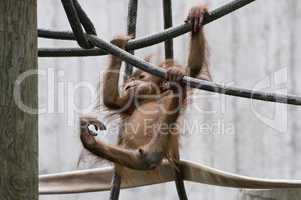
left=139, top=74, right=145, bottom=79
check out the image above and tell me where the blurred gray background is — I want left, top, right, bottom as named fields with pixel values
left=38, top=0, right=301, bottom=199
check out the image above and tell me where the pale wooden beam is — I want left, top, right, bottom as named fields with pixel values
left=0, top=0, right=38, bottom=199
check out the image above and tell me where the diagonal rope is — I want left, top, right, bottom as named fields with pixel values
left=38, top=0, right=256, bottom=57
left=73, top=0, right=97, bottom=35
left=38, top=0, right=301, bottom=106
left=60, top=0, right=97, bottom=49
left=86, top=34, right=301, bottom=106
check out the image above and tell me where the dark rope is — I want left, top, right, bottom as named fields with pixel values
left=162, top=0, right=174, bottom=59
left=38, top=29, right=76, bottom=40
left=162, top=2, right=187, bottom=199
left=36, top=0, right=96, bottom=42
left=38, top=0, right=300, bottom=107
left=38, top=47, right=106, bottom=57
left=38, top=0, right=256, bottom=57
left=60, top=0, right=95, bottom=48
left=73, top=0, right=97, bottom=35
left=124, top=0, right=138, bottom=81
left=86, top=34, right=301, bottom=106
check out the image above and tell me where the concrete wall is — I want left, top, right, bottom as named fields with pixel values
left=38, top=0, right=301, bottom=199
left=240, top=189, right=301, bottom=200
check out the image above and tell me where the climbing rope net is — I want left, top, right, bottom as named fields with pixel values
left=38, top=0, right=301, bottom=195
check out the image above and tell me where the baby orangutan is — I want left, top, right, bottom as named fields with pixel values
left=80, top=4, right=211, bottom=200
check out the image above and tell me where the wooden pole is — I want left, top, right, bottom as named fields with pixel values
left=0, top=0, right=38, bottom=199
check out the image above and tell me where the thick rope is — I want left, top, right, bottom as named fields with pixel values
left=163, top=0, right=174, bottom=59
left=38, top=0, right=256, bottom=57
left=86, top=34, right=301, bottom=106
left=38, top=0, right=301, bottom=106
left=60, top=0, right=96, bottom=48
left=124, top=0, right=138, bottom=80
left=73, top=0, right=96, bottom=35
